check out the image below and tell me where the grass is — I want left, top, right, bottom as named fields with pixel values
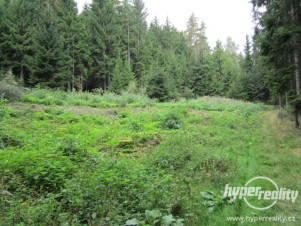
left=0, top=90, right=300, bottom=225
left=23, top=88, right=155, bottom=108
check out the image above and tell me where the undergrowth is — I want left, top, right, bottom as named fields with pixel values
left=0, top=90, right=300, bottom=226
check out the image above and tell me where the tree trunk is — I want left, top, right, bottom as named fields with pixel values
left=295, top=112, right=300, bottom=128
left=107, top=75, right=111, bottom=87
left=72, top=51, right=75, bottom=91
left=137, top=28, right=140, bottom=56
left=285, top=92, right=288, bottom=106
left=278, top=93, right=283, bottom=120
left=291, top=0, right=301, bottom=127
left=295, top=51, right=300, bottom=95
left=79, top=73, right=83, bottom=92
left=127, top=13, right=131, bottom=63
left=294, top=50, right=301, bottom=127
left=20, top=65, right=24, bottom=84
left=103, top=76, right=107, bottom=91
left=67, top=80, right=71, bottom=91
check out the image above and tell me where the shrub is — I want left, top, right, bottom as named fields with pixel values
left=0, top=70, right=23, bottom=101
left=23, top=88, right=155, bottom=108
left=181, top=87, right=195, bottom=99
left=127, top=80, right=147, bottom=95
left=128, top=120, right=145, bottom=132
left=24, top=159, right=76, bottom=193
left=0, top=133, right=23, bottom=149
left=126, top=210, right=184, bottom=226
left=160, top=112, right=183, bottom=129
left=147, top=75, right=169, bottom=102
left=56, top=138, right=91, bottom=163
left=62, top=158, right=176, bottom=225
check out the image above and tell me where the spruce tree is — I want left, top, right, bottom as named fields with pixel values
left=29, top=1, right=65, bottom=87
left=0, top=0, right=35, bottom=83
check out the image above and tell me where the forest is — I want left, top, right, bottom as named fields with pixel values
left=0, top=0, right=300, bottom=116
left=0, top=0, right=269, bottom=101
left=0, top=0, right=301, bottom=225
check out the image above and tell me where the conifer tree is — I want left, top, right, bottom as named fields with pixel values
left=0, top=0, right=35, bottom=83
left=29, top=1, right=65, bottom=87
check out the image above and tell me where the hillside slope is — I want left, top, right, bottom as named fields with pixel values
left=0, top=94, right=300, bottom=225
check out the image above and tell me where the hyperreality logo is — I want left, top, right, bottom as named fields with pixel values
left=224, top=176, right=299, bottom=210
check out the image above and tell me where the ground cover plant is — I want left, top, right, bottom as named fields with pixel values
left=0, top=89, right=300, bottom=225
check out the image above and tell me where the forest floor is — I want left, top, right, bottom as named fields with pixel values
left=0, top=91, right=300, bottom=225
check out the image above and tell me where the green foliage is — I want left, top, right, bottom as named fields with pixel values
left=252, top=0, right=300, bottom=111
left=126, top=209, right=184, bottom=226
left=291, top=95, right=301, bottom=114
left=60, top=158, right=175, bottom=224
left=0, top=98, right=9, bottom=118
left=109, top=59, right=135, bottom=94
left=0, top=132, right=23, bottom=149
left=0, top=0, right=300, bottom=222
left=0, top=70, right=23, bottom=101
left=56, top=138, right=91, bottom=163
left=0, top=0, right=34, bottom=83
left=23, top=89, right=155, bottom=107
left=29, top=1, right=66, bottom=88
left=146, top=65, right=176, bottom=102
left=160, top=112, right=183, bottom=130
left=200, top=191, right=234, bottom=212
left=157, top=97, right=270, bottom=114
left=24, top=158, right=75, bottom=193
left=0, top=0, right=264, bottom=103
left=0, top=94, right=300, bottom=225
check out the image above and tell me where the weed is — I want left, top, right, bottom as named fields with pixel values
left=24, top=158, right=76, bottom=193
left=160, top=112, right=183, bottom=129
left=126, top=210, right=184, bottom=226
left=201, top=191, right=234, bottom=212
left=0, top=133, right=23, bottom=149
left=56, top=139, right=91, bottom=163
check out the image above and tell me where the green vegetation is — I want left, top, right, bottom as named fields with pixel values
left=0, top=0, right=300, bottom=224
left=0, top=0, right=299, bottom=120
left=0, top=90, right=300, bottom=225
left=252, top=0, right=301, bottom=126
left=0, top=0, right=271, bottom=105
left=23, top=88, right=155, bottom=108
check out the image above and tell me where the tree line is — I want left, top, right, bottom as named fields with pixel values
left=3, top=0, right=301, bottom=125
left=252, top=0, right=301, bottom=127
left=0, top=0, right=270, bottom=103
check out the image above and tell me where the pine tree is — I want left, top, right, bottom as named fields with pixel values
left=74, top=11, right=93, bottom=91
left=29, top=1, right=65, bottom=88
left=253, top=0, right=301, bottom=126
left=130, top=0, right=148, bottom=79
left=146, top=64, right=170, bottom=102
left=211, top=41, right=225, bottom=95
left=185, top=14, right=209, bottom=59
left=109, top=58, right=134, bottom=94
left=89, top=0, right=123, bottom=90
left=244, top=35, right=253, bottom=72
left=55, top=0, right=78, bottom=90
left=0, top=0, right=35, bottom=83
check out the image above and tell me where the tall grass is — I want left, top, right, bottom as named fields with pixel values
left=23, top=89, right=155, bottom=108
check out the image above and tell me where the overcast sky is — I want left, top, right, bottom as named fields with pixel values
left=75, top=0, right=254, bottom=52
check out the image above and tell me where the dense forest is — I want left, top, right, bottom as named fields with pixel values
left=0, top=0, right=300, bottom=125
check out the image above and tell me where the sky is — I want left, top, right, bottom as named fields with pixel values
left=75, top=0, right=254, bottom=52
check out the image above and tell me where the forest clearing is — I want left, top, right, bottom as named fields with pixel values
left=0, top=90, right=300, bottom=225
left=1, top=0, right=301, bottom=225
